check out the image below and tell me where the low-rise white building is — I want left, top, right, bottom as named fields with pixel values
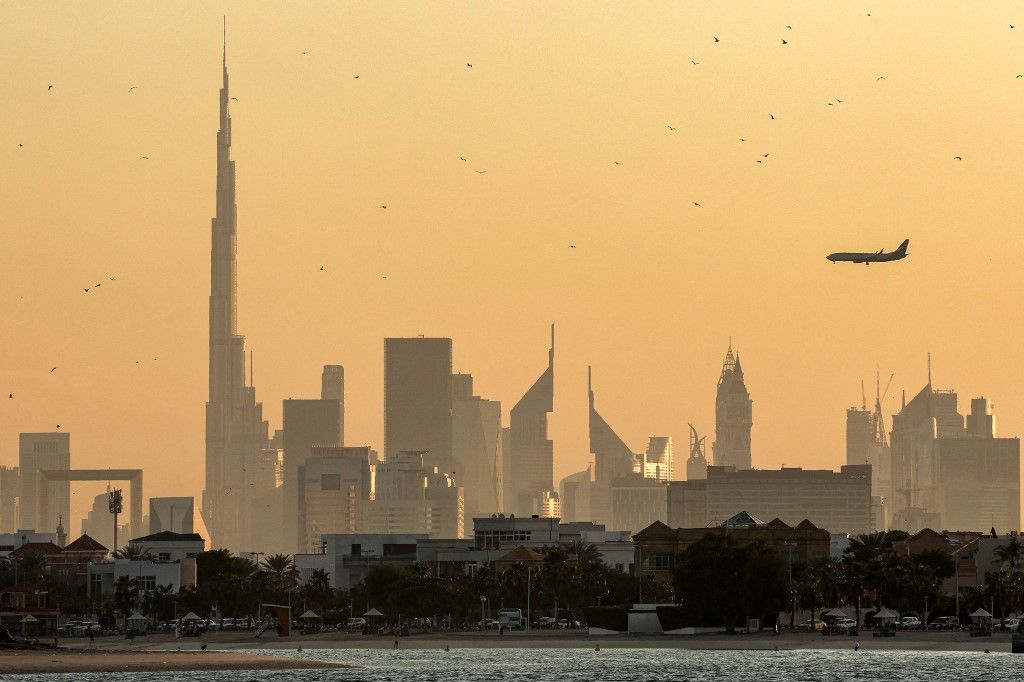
left=87, top=557, right=197, bottom=598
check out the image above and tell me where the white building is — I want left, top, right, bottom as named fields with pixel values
left=129, top=531, right=205, bottom=562
left=88, top=557, right=197, bottom=598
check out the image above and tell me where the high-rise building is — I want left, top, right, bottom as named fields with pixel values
left=686, top=425, right=708, bottom=481
left=713, top=343, right=752, bottom=470
left=508, top=327, right=555, bottom=516
left=667, top=465, right=873, bottom=535
left=589, top=367, right=635, bottom=481
left=639, top=437, right=674, bottom=481
left=202, top=29, right=271, bottom=552
left=846, top=374, right=892, bottom=527
left=321, top=365, right=344, bottom=402
left=891, top=379, right=1020, bottom=533
left=149, top=497, right=195, bottom=535
left=283, top=398, right=344, bottom=551
left=559, top=466, right=592, bottom=523
left=0, top=466, right=18, bottom=533
left=451, top=375, right=504, bottom=517
left=610, top=476, right=667, bottom=533
left=19, top=433, right=70, bottom=533
left=384, top=338, right=454, bottom=473
left=298, top=446, right=375, bottom=551
left=365, top=451, right=464, bottom=538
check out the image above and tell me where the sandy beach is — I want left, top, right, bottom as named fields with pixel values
left=0, top=647, right=347, bottom=674
left=56, top=628, right=1018, bottom=654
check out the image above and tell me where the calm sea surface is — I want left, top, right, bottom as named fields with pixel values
left=9, top=647, right=1021, bottom=681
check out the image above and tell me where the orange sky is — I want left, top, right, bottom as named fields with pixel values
left=3, top=2, right=1024, bottom=531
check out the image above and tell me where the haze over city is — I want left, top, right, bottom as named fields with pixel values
left=3, top=1, right=1024, bottom=532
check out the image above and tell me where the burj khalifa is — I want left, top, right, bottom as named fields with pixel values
left=202, top=24, right=269, bottom=552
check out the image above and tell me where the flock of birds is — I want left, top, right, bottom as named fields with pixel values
left=8, top=14, right=1023, bottom=430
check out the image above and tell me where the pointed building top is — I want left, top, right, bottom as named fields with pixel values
left=223, top=16, right=227, bottom=68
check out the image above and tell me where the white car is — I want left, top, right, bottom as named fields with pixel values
left=897, top=616, right=922, bottom=630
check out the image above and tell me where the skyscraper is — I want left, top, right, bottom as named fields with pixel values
left=0, top=466, right=18, bottom=533
left=508, top=326, right=555, bottom=516
left=451, top=374, right=504, bottom=517
left=713, top=343, right=752, bottom=470
left=203, top=27, right=270, bottom=552
left=149, top=497, right=195, bottom=535
left=588, top=366, right=635, bottom=526
left=383, top=338, right=454, bottom=469
left=283, top=398, right=343, bottom=551
left=18, top=432, right=70, bottom=533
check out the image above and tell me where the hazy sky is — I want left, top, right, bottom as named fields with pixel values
left=3, top=2, right=1024, bottom=532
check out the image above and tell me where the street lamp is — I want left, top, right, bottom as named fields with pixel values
left=784, top=541, right=797, bottom=630
left=479, top=595, right=486, bottom=629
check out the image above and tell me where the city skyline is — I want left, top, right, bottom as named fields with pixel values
left=3, top=4, right=1024, bottom=531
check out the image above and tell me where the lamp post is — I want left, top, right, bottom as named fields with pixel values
left=480, top=595, right=486, bottom=629
left=526, top=566, right=531, bottom=631
left=784, top=541, right=796, bottom=630
left=364, top=549, right=376, bottom=613
left=637, top=545, right=644, bottom=604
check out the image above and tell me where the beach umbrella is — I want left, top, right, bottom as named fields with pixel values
left=181, top=612, right=202, bottom=621
left=19, top=615, right=38, bottom=623
left=822, top=608, right=848, bottom=619
left=299, top=609, right=321, bottom=620
left=127, top=611, right=147, bottom=621
left=872, top=608, right=898, bottom=620
left=363, top=608, right=384, bottom=618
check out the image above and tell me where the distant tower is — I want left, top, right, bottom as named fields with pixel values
left=686, top=424, right=708, bottom=480
left=713, top=342, right=753, bottom=470
left=55, top=515, right=66, bottom=548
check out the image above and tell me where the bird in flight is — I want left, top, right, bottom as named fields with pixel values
left=877, top=75, right=886, bottom=80
left=381, top=204, right=387, bottom=209
left=1017, top=74, right=1023, bottom=78
left=48, top=85, right=53, bottom=91
left=827, top=102, right=834, bottom=106
left=466, top=63, right=473, bottom=68
left=18, top=143, right=23, bottom=147
left=739, top=138, right=746, bottom=142
left=8, top=394, right=12, bottom=399
left=953, top=156, right=962, bottom=160
left=231, top=97, right=238, bottom=102
left=459, top=156, right=467, bottom=161
left=319, top=266, right=325, bottom=271
left=83, top=287, right=91, bottom=292
left=763, top=153, right=770, bottom=158
left=475, top=170, right=487, bottom=174
left=836, top=99, right=844, bottom=103
left=569, top=244, right=576, bottom=249
left=138, top=155, right=150, bottom=160
left=756, top=159, right=763, bottom=164
left=108, top=276, right=117, bottom=281
left=1011, top=24, right=1016, bottom=29
left=50, top=367, right=58, bottom=372
left=693, top=202, right=701, bottom=207
left=691, top=60, right=700, bottom=66
left=667, top=125, right=676, bottom=131
left=781, top=39, right=788, bottom=45
left=713, top=37, right=719, bottom=43
left=769, top=113, right=775, bottom=119
left=785, top=25, right=792, bottom=29
left=301, top=51, right=309, bottom=55
left=128, top=86, right=137, bottom=93
left=613, top=161, right=621, bottom=165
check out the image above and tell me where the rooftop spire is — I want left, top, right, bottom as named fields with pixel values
left=223, top=16, right=227, bottom=68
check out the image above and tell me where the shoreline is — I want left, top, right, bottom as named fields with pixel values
left=0, top=648, right=348, bottom=674
left=55, top=629, right=1017, bottom=653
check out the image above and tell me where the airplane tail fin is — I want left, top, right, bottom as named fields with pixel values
left=895, top=238, right=909, bottom=256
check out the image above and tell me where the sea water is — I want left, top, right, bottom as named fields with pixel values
left=9, top=647, right=1020, bottom=681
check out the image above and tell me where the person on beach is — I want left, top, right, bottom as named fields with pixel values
left=393, top=633, right=400, bottom=649
left=200, top=640, right=208, bottom=652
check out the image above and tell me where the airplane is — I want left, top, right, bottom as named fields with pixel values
left=826, top=238, right=909, bottom=264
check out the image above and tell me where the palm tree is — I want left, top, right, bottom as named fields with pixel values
left=114, top=545, right=155, bottom=561
left=995, top=537, right=1023, bottom=573
left=114, top=576, right=138, bottom=617
left=261, top=553, right=298, bottom=592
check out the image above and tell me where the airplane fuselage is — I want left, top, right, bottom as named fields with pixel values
left=826, top=239, right=909, bottom=264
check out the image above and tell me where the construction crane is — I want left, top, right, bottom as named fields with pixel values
left=873, top=369, right=895, bottom=446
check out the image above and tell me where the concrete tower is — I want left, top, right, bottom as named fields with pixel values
left=713, top=343, right=752, bottom=470
left=202, top=22, right=270, bottom=552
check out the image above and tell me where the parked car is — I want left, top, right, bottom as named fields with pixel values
left=996, top=618, right=1020, bottom=632
left=796, top=619, right=826, bottom=631
left=342, top=617, right=366, bottom=631
left=928, top=616, right=959, bottom=630
left=896, top=616, right=922, bottom=630
left=558, top=619, right=582, bottom=629
left=535, top=616, right=557, bottom=629
left=477, top=619, right=499, bottom=630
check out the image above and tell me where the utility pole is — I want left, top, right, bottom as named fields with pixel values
left=526, top=566, right=531, bottom=631
left=785, top=542, right=796, bottom=629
